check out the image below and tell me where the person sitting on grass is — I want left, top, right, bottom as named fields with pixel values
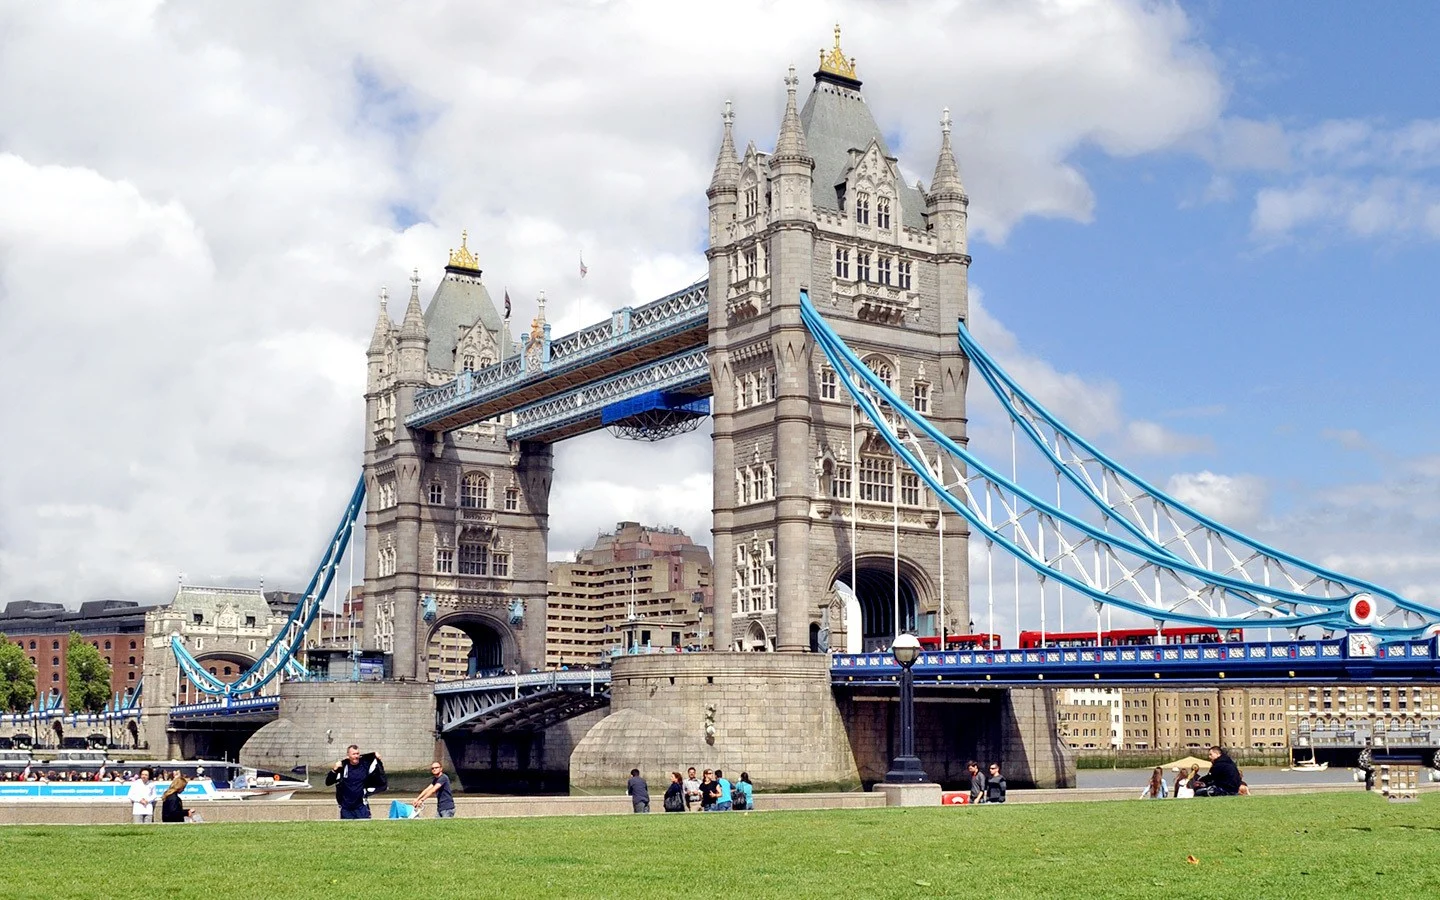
left=1196, top=746, right=1242, bottom=797
left=1140, top=766, right=1167, bottom=799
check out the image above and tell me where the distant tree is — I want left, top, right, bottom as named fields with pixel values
left=0, top=634, right=38, bottom=712
left=65, top=632, right=112, bottom=713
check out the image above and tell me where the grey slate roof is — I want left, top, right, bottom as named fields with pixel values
left=423, top=270, right=513, bottom=372
left=799, top=79, right=928, bottom=231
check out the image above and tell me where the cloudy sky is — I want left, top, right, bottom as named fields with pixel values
left=2, top=1, right=1438, bottom=628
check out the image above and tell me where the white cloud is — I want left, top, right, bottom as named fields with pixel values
left=0, top=1, right=1229, bottom=606
left=1163, top=471, right=1268, bottom=529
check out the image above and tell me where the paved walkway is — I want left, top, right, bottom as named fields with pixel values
left=0, top=780, right=1426, bottom=826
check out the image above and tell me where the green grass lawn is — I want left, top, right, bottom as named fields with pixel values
left=2, top=793, right=1438, bottom=899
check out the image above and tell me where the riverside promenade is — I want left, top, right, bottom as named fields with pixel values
left=1, top=780, right=1420, bottom=826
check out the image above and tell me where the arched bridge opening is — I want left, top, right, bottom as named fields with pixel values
left=834, top=558, right=926, bottom=653
left=428, top=613, right=517, bottom=682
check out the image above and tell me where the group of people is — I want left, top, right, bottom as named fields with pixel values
left=964, top=761, right=1008, bottom=803
left=1140, top=746, right=1248, bottom=799
left=125, top=767, right=201, bottom=824
left=628, top=766, right=755, bottom=813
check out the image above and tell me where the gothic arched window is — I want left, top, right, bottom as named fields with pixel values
left=461, top=473, right=490, bottom=509
left=863, top=355, right=894, bottom=389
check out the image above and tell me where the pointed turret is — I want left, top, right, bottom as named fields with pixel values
left=707, top=100, right=741, bottom=197
left=397, top=268, right=429, bottom=384
left=929, top=108, right=966, bottom=200
left=773, top=66, right=811, bottom=163
left=926, top=109, right=969, bottom=258
left=770, top=66, right=814, bottom=224
left=367, top=287, right=392, bottom=357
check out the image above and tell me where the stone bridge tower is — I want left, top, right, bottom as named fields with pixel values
left=363, top=236, right=552, bottom=680
left=707, top=31, right=971, bottom=653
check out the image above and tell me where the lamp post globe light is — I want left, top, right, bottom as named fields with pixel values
left=884, top=633, right=928, bottom=784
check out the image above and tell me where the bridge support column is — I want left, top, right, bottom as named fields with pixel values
left=241, top=681, right=438, bottom=775
left=570, top=653, right=858, bottom=791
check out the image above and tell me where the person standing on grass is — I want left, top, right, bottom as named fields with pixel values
left=734, top=772, right=754, bottom=811
left=414, top=761, right=456, bottom=818
left=700, top=769, right=719, bottom=811
left=127, top=767, right=155, bottom=824
left=985, top=763, right=1007, bottom=804
left=713, top=769, right=734, bottom=812
left=325, top=744, right=387, bottom=819
left=627, top=768, right=650, bottom=813
left=966, top=761, right=986, bottom=804
left=683, top=766, right=702, bottom=811
left=663, top=772, right=686, bottom=812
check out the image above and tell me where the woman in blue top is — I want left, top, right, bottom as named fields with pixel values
left=735, top=772, right=754, bottom=810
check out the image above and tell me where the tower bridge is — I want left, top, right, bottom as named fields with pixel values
left=147, top=31, right=1440, bottom=791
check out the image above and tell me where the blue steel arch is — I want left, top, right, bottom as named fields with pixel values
left=170, top=475, right=366, bottom=698
left=955, top=321, right=1440, bottom=633
left=798, top=290, right=1434, bottom=638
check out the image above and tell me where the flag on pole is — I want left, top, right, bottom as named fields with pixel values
left=579, top=253, right=588, bottom=279
left=503, top=288, right=511, bottom=319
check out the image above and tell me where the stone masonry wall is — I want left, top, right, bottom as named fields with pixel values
left=569, top=653, right=859, bottom=791
left=241, top=681, right=437, bottom=774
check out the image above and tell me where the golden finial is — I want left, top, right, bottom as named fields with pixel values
left=447, top=229, right=479, bottom=271
left=819, top=23, right=857, bottom=80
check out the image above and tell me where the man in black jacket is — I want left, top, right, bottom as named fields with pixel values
left=325, top=744, right=387, bottom=819
left=1197, top=746, right=1242, bottom=796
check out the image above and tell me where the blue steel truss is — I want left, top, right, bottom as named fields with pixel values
left=799, top=291, right=1436, bottom=638
left=434, top=670, right=611, bottom=733
left=509, top=348, right=709, bottom=441
left=956, top=321, right=1440, bottom=634
left=170, top=475, right=366, bottom=698
left=407, top=280, right=708, bottom=433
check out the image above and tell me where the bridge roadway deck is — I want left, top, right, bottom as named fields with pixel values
left=168, top=635, right=1440, bottom=730
left=833, top=636, right=1440, bottom=686
left=406, top=280, right=708, bottom=435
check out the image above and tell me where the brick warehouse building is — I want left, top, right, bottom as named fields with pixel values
left=0, top=599, right=156, bottom=703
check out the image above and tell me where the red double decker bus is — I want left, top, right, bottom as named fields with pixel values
left=917, top=633, right=1003, bottom=651
left=1017, top=627, right=1238, bottom=649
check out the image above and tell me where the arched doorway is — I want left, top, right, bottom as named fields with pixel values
left=833, top=559, right=923, bottom=652
left=428, top=614, right=512, bottom=681
left=741, top=619, right=771, bottom=652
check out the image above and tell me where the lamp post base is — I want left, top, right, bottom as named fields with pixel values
left=883, top=755, right=929, bottom=784
left=875, top=781, right=942, bottom=806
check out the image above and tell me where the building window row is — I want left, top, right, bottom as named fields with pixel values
left=376, top=480, right=397, bottom=509
left=732, top=540, right=776, bottom=614
left=734, top=367, right=777, bottom=410
left=377, top=546, right=397, bottom=578
left=458, top=542, right=511, bottom=578
left=834, top=246, right=912, bottom=289
left=736, top=460, right=776, bottom=505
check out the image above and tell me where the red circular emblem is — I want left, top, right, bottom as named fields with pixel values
left=1354, top=598, right=1372, bottom=620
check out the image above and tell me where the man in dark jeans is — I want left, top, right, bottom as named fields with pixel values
left=626, top=768, right=650, bottom=813
left=325, top=744, right=387, bottom=819
left=985, top=762, right=1007, bottom=803
left=1197, top=746, right=1242, bottom=796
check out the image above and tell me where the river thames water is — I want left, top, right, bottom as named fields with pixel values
left=1077, top=766, right=1367, bottom=790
